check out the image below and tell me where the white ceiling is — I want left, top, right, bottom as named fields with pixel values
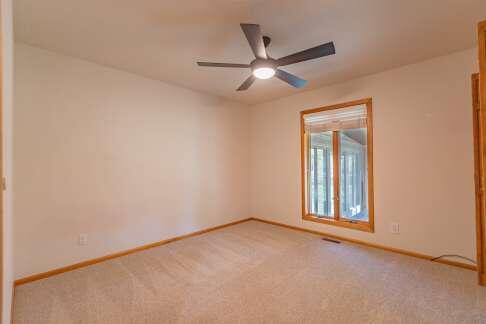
left=14, top=0, right=486, bottom=105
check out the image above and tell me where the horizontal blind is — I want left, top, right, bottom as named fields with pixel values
left=304, top=104, right=367, bottom=132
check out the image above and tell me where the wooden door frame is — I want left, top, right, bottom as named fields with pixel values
left=0, top=7, right=3, bottom=316
left=472, top=73, right=484, bottom=285
left=477, top=20, right=486, bottom=286
left=0, top=7, right=4, bottom=316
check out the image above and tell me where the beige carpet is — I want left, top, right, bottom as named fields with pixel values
left=13, top=220, right=486, bottom=323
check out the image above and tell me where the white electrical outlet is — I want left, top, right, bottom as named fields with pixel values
left=78, top=234, right=88, bottom=246
left=390, top=223, right=400, bottom=234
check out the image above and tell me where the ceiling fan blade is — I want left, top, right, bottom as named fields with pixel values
left=240, top=23, right=267, bottom=60
left=277, top=42, right=335, bottom=66
left=237, top=75, right=256, bottom=91
left=197, top=62, right=250, bottom=68
left=275, top=69, right=307, bottom=88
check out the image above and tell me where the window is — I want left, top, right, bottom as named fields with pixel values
left=300, top=98, right=374, bottom=232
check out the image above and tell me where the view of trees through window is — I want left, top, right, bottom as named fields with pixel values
left=309, top=132, right=333, bottom=216
left=308, top=129, right=368, bottom=222
left=339, top=130, right=368, bottom=221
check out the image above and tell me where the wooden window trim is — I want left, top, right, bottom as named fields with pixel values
left=300, top=98, right=374, bottom=233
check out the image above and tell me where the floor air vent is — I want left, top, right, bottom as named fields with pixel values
left=322, top=237, right=341, bottom=244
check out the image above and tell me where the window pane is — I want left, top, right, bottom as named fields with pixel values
left=309, top=131, right=333, bottom=217
left=339, top=129, right=368, bottom=221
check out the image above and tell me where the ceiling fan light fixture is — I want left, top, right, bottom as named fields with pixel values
left=196, top=23, right=335, bottom=91
left=252, top=66, right=275, bottom=79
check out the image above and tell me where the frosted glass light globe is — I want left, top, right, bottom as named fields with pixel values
left=252, top=67, right=275, bottom=79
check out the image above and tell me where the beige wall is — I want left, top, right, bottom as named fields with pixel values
left=14, top=44, right=250, bottom=278
left=2, top=0, right=14, bottom=322
left=250, top=48, right=478, bottom=263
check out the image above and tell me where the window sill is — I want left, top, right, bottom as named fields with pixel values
left=303, top=214, right=374, bottom=233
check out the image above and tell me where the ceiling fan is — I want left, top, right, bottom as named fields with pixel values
left=197, top=23, right=335, bottom=91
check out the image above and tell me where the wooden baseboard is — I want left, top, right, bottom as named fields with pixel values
left=14, top=218, right=252, bottom=286
left=15, top=216, right=478, bottom=287
left=251, top=218, right=477, bottom=271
